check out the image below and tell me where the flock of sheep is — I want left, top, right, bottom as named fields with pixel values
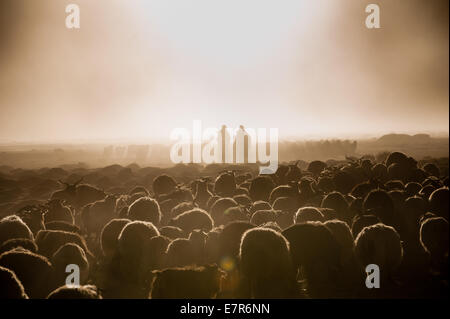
left=0, top=151, right=448, bottom=299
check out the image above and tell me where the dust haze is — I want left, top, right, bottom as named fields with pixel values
left=0, top=0, right=448, bottom=143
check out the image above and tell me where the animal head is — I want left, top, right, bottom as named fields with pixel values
left=58, top=178, right=83, bottom=194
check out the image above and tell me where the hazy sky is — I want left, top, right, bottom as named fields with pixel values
left=0, top=0, right=448, bottom=142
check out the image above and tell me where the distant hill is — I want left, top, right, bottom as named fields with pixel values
left=377, top=134, right=432, bottom=145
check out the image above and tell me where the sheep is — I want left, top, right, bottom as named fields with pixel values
left=99, top=218, right=130, bottom=259
left=272, top=196, right=298, bottom=214
left=275, top=209, right=296, bottom=230
left=1, top=152, right=448, bottom=299
left=354, top=223, right=403, bottom=286
left=281, top=222, right=342, bottom=298
left=170, top=201, right=196, bottom=219
left=428, top=187, right=449, bottom=220
left=158, top=198, right=179, bottom=222
left=371, top=163, right=388, bottom=182
left=81, top=194, right=117, bottom=237
left=217, top=221, right=255, bottom=270
left=169, top=208, right=214, bottom=234
left=204, top=227, right=223, bottom=264
left=144, top=235, right=171, bottom=270
left=298, top=177, right=317, bottom=205
left=165, top=239, right=195, bottom=268
left=213, top=172, right=236, bottom=197
left=0, top=215, right=34, bottom=246
left=351, top=181, right=377, bottom=199
left=249, top=176, right=275, bottom=202
left=387, top=163, right=408, bottom=183
left=324, top=219, right=363, bottom=294
left=233, top=194, right=252, bottom=207
left=221, top=206, right=248, bottom=225
left=0, top=265, right=28, bottom=299
left=14, top=205, right=46, bottom=235
left=409, top=168, right=428, bottom=184
left=405, top=182, right=422, bottom=197
left=388, top=190, right=406, bottom=227
left=307, top=160, right=327, bottom=176
left=401, top=196, right=427, bottom=240
left=206, top=195, right=221, bottom=211
left=422, top=163, right=440, bottom=178
left=158, top=187, right=194, bottom=209
left=126, top=191, right=148, bottom=205
left=0, top=248, right=55, bottom=298
left=321, top=192, right=352, bottom=224
left=50, top=178, right=83, bottom=209
left=419, top=184, right=436, bottom=200
left=294, top=207, right=324, bottom=224
left=239, top=227, right=298, bottom=298
left=0, top=238, right=37, bottom=255
left=52, top=243, right=89, bottom=288
left=35, top=230, right=91, bottom=260
left=150, top=265, right=224, bottom=299
left=44, top=199, right=74, bottom=224
left=47, top=285, right=102, bottom=299
left=385, top=151, right=409, bottom=168
left=249, top=200, right=272, bottom=214
left=351, top=214, right=381, bottom=238
left=324, top=220, right=354, bottom=262
left=250, top=209, right=277, bottom=226
left=319, top=207, right=338, bottom=221
left=210, top=197, right=239, bottom=226
left=194, top=179, right=213, bottom=209
left=128, top=185, right=149, bottom=196
left=317, top=176, right=335, bottom=193
left=419, top=217, right=449, bottom=272
left=165, top=230, right=207, bottom=268
left=101, top=221, right=161, bottom=298
left=52, top=179, right=106, bottom=212
left=116, top=221, right=160, bottom=282
left=127, top=196, right=161, bottom=225
left=159, top=226, right=185, bottom=240
left=117, top=221, right=159, bottom=256
left=274, top=164, right=289, bottom=185
left=269, top=184, right=298, bottom=205
left=235, top=173, right=252, bottom=185
left=152, top=174, right=177, bottom=197
left=363, top=189, right=395, bottom=226
left=77, top=185, right=109, bottom=210
left=333, top=170, right=356, bottom=195
left=285, top=163, right=303, bottom=183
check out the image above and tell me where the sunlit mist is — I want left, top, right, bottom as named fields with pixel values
left=0, top=0, right=448, bottom=143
